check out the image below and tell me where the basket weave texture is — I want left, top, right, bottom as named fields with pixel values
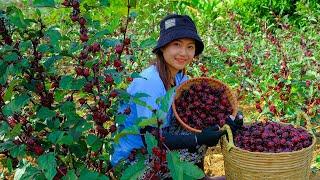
left=172, top=77, right=238, bottom=133
left=220, top=123, right=316, bottom=180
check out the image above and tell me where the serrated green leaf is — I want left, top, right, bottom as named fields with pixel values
left=79, top=167, right=109, bottom=180
left=10, top=144, right=26, bottom=158
left=60, top=101, right=76, bottom=115
left=167, top=151, right=183, bottom=180
left=4, top=53, right=19, bottom=62
left=180, top=161, right=205, bottom=179
left=48, top=131, right=64, bottom=144
left=113, top=126, right=139, bottom=143
left=19, top=40, right=32, bottom=52
left=59, top=76, right=86, bottom=90
left=32, top=0, right=55, bottom=7
left=3, top=94, right=30, bottom=116
left=38, top=152, right=57, bottom=180
left=120, top=158, right=146, bottom=180
left=140, top=38, right=157, bottom=49
left=3, top=79, right=22, bottom=101
left=145, top=132, right=157, bottom=154
left=38, top=44, right=51, bottom=53
left=7, top=123, right=22, bottom=138
left=37, top=106, right=56, bottom=121
left=7, top=6, right=27, bottom=29
left=59, top=134, right=73, bottom=145
left=62, top=170, right=77, bottom=180
left=0, top=141, right=14, bottom=152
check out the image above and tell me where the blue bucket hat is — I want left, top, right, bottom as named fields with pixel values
left=152, top=14, right=204, bottom=56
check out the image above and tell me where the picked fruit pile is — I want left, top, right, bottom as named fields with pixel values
left=234, top=121, right=313, bottom=152
left=172, top=77, right=237, bottom=132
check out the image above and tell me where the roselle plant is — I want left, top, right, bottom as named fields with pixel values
left=0, top=0, right=138, bottom=179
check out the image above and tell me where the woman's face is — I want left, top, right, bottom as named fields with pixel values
left=161, top=38, right=196, bottom=75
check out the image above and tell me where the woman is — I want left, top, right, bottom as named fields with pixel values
left=111, top=14, right=243, bottom=179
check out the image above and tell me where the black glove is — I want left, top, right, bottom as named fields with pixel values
left=163, top=133, right=197, bottom=150
left=196, top=126, right=227, bottom=147
left=226, top=111, right=244, bottom=133
left=141, top=126, right=198, bottom=150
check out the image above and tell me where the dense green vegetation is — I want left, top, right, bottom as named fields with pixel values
left=0, top=0, right=319, bottom=179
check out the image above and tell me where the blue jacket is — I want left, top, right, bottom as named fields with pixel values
left=111, top=65, right=188, bottom=166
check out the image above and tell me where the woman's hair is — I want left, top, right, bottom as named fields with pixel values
left=152, top=51, right=185, bottom=91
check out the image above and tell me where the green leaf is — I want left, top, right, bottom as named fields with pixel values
left=19, top=40, right=32, bottom=52
left=139, top=38, right=157, bottom=49
left=180, top=161, right=205, bottom=179
left=6, top=158, right=13, bottom=173
left=38, top=44, right=51, bottom=53
left=115, top=114, right=126, bottom=124
left=129, top=0, right=137, bottom=8
left=120, top=158, right=146, bottom=180
left=86, top=134, right=103, bottom=151
left=7, top=6, right=27, bottom=29
left=113, top=126, right=139, bottom=143
left=59, top=134, right=73, bottom=145
left=7, top=123, right=22, bottom=139
left=3, top=79, right=22, bottom=101
left=59, top=76, right=86, bottom=90
left=14, top=161, right=41, bottom=180
left=38, top=152, right=57, bottom=180
left=86, top=134, right=98, bottom=146
left=145, top=132, right=157, bottom=154
left=0, top=62, right=8, bottom=85
left=0, top=121, right=10, bottom=136
left=14, top=162, right=29, bottom=180
left=4, top=53, right=19, bottom=62
left=167, top=151, right=183, bottom=180
left=48, top=131, right=64, bottom=144
left=32, top=0, right=55, bottom=7
left=100, top=0, right=110, bottom=6
left=37, top=106, right=56, bottom=121
left=130, top=72, right=145, bottom=79
left=3, top=94, right=30, bottom=116
left=157, top=87, right=175, bottom=112
left=69, top=141, right=87, bottom=158
left=60, top=101, right=76, bottom=115
left=79, top=168, right=109, bottom=180
left=62, top=170, right=77, bottom=180
left=0, top=141, right=14, bottom=153
left=10, top=144, right=26, bottom=158
left=45, top=28, right=61, bottom=52
left=138, top=116, right=157, bottom=127
left=107, top=17, right=120, bottom=33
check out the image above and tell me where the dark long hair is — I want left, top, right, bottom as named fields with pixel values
left=152, top=51, right=186, bottom=91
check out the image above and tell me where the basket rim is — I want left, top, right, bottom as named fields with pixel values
left=221, top=122, right=317, bottom=155
left=172, top=77, right=238, bottom=133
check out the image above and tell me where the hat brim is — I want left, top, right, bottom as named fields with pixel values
left=152, top=27, right=204, bottom=56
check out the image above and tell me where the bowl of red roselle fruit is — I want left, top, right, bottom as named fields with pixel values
left=172, top=77, right=238, bottom=133
left=220, top=120, right=316, bottom=180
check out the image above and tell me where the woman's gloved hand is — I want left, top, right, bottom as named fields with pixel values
left=226, top=111, right=244, bottom=133
left=196, top=125, right=227, bottom=147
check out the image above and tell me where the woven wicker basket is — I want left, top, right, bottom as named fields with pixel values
left=220, top=117, right=316, bottom=180
left=172, top=77, right=238, bottom=133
